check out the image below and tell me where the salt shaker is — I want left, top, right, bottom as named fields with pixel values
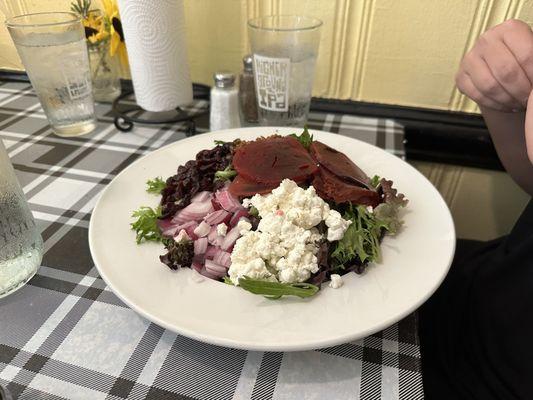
left=238, top=55, right=258, bottom=125
left=210, top=72, right=241, bottom=131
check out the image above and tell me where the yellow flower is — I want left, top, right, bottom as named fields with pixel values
left=83, top=10, right=108, bottom=43
left=100, top=0, right=128, bottom=68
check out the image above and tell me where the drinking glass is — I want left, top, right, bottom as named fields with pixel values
left=0, top=384, right=12, bottom=400
left=6, top=12, right=96, bottom=137
left=248, top=15, right=322, bottom=126
left=0, top=139, right=43, bottom=298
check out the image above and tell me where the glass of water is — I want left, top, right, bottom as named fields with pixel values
left=248, top=15, right=322, bottom=127
left=6, top=12, right=96, bottom=137
left=0, top=139, right=43, bottom=298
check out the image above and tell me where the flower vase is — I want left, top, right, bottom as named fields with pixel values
left=88, top=40, right=121, bottom=103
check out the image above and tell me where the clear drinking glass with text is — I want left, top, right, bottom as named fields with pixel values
left=6, top=12, right=96, bottom=137
left=248, top=15, right=322, bottom=126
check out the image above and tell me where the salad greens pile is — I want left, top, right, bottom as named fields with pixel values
left=130, top=133, right=408, bottom=299
left=331, top=177, right=407, bottom=270
left=331, top=204, right=386, bottom=268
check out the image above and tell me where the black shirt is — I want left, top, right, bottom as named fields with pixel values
left=419, top=200, right=533, bottom=399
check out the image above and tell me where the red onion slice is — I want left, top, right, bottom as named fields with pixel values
left=215, top=189, right=244, bottom=213
left=229, top=209, right=250, bottom=227
left=205, top=245, right=219, bottom=259
left=191, top=191, right=212, bottom=203
left=191, top=262, right=203, bottom=273
left=204, top=209, right=230, bottom=226
left=173, top=220, right=195, bottom=230
left=174, top=229, right=190, bottom=243
left=193, top=221, right=211, bottom=238
left=220, top=226, right=241, bottom=251
left=211, top=198, right=222, bottom=211
left=207, top=226, right=221, bottom=246
left=213, top=249, right=232, bottom=267
left=172, top=199, right=215, bottom=223
left=194, top=237, right=208, bottom=255
left=205, top=259, right=227, bottom=276
left=182, top=222, right=198, bottom=240
left=157, top=218, right=180, bottom=237
left=200, top=267, right=220, bottom=280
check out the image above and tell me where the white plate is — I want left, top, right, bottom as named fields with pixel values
left=89, top=127, right=455, bottom=352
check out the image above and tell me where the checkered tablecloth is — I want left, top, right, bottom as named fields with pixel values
left=0, top=80, right=423, bottom=400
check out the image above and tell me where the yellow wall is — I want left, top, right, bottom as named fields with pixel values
left=1, top=0, right=533, bottom=113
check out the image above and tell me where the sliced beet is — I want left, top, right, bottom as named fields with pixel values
left=310, top=141, right=371, bottom=188
left=312, top=167, right=380, bottom=207
left=233, top=136, right=318, bottom=184
left=229, top=175, right=278, bottom=197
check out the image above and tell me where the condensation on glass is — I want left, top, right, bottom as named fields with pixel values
left=0, top=139, right=43, bottom=298
left=248, top=15, right=322, bottom=127
left=6, top=12, right=96, bottom=137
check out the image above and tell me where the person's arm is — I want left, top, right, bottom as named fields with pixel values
left=455, top=19, right=533, bottom=195
left=480, top=107, right=533, bottom=195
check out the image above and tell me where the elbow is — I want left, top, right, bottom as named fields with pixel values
left=527, top=146, right=533, bottom=165
left=526, top=96, right=533, bottom=164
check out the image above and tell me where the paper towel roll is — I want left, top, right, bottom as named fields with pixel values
left=117, top=0, right=193, bottom=112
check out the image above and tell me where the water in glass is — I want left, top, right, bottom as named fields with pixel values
left=0, top=140, right=43, bottom=298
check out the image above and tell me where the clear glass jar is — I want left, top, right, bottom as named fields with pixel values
left=88, top=39, right=121, bottom=103
left=0, top=139, right=43, bottom=298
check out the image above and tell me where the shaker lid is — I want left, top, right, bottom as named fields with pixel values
left=213, top=72, right=236, bottom=88
left=242, top=54, right=253, bottom=72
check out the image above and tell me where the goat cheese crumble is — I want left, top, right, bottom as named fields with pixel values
left=229, top=179, right=352, bottom=285
left=216, top=223, right=228, bottom=237
left=329, top=274, right=343, bottom=289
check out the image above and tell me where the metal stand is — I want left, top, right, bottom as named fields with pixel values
left=111, top=90, right=208, bottom=135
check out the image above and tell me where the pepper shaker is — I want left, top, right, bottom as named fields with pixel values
left=210, top=72, right=241, bottom=131
left=238, top=55, right=258, bottom=125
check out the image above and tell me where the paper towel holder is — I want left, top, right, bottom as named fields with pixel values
left=111, top=88, right=209, bottom=134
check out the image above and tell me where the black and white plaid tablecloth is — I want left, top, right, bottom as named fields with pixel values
left=0, top=80, right=423, bottom=400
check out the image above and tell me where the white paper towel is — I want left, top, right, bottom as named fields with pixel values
left=117, top=0, right=193, bottom=112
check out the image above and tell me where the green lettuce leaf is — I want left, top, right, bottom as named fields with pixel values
left=331, top=181, right=407, bottom=269
left=146, top=177, right=166, bottom=195
left=290, top=127, right=313, bottom=149
left=331, top=205, right=386, bottom=268
left=131, top=206, right=163, bottom=244
left=214, top=165, right=237, bottom=181
left=238, top=277, right=319, bottom=299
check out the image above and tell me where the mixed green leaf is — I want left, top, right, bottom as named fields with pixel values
left=214, top=165, right=237, bottom=181
left=160, top=239, right=194, bottom=270
left=290, top=126, right=313, bottom=149
left=331, top=181, right=407, bottom=270
left=374, top=178, right=408, bottom=235
left=331, top=204, right=386, bottom=268
left=370, top=175, right=381, bottom=189
left=130, top=206, right=163, bottom=244
left=238, top=277, right=319, bottom=299
left=146, top=177, right=166, bottom=195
